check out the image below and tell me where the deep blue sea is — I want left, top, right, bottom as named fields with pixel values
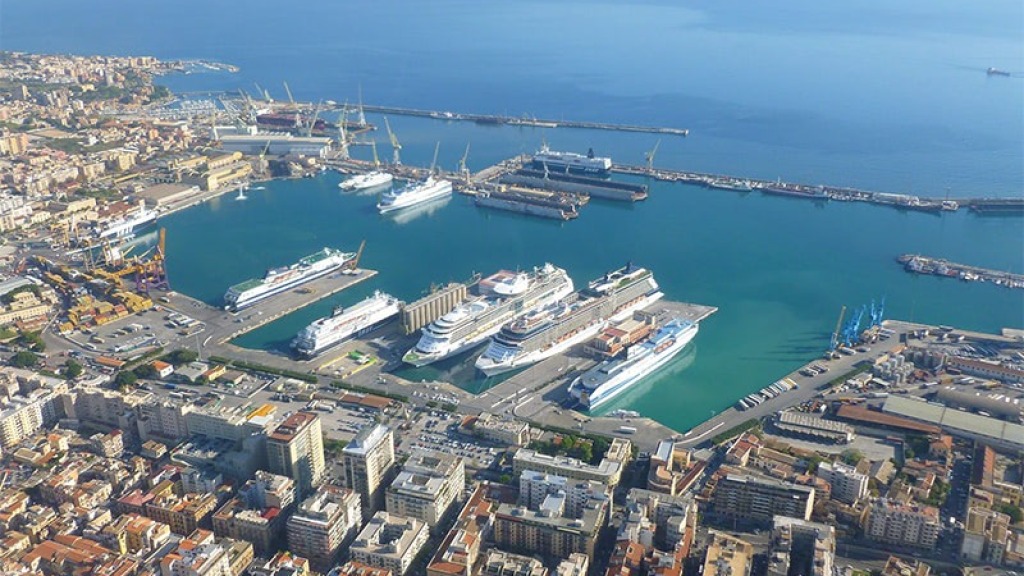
left=3, top=0, right=1021, bottom=431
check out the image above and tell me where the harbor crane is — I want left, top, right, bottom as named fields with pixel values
left=370, top=139, right=381, bottom=168
left=283, top=81, right=301, bottom=128
left=356, top=84, right=368, bottom=127
left=136, top=228, right=170, bottom=294
left=428, top=141, right=441, bottom=175
left=337, top=106, right=350, bottom=160
left=305, top=100, right=323, bottom=137
left=644, top=139, right=661, bottom=172
left=458, top=143, right=471, bottom=183
left=384, top=116, right=402, bottom=165
left=841, top=305, right=866, bottom=347
left=253, top=82, right=271, bottom=102
left=828, top=305, right=846, bottom=357
left=346, top=240, right=367, bottom=271
left=870, top=297, right=886, bottom=328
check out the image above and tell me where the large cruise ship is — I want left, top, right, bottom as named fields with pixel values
left=224, top=247, right=356, bottom=311
left=402, top=263, right=574, bottom=367
left=292, top=291, right=403, bottom=358
left=531, top=144, right=612, bottom=175
left=340, top=171, right=393, bottom=192
left=569, top=316, right=698, bottom=410
left=474, top=263, right=663, bottom=376
left=376, top=176, right=452, bottom=213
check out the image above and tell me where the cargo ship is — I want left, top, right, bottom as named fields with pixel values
left=377, top=176, right=452, bottom=213
left=569, top=317, right=698, bottom=410
left=340, top=171, right=393, bottom=192
left=706, top=178, right=753, bottom=192
left=224, top=247, right=356, bottom=311
left=292, top=291, right=403, bottom=358
left=502, top=169, right=647, bottom=201
left=403, top=263, right=574, bottom=366
left=531, top=144, right=612, bottom=175
left=474, top=263, right=664, bottom=376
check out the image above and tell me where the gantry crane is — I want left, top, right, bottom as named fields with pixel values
left=136, top=227, right=170, bottom=294
left=384, top=116, right=401, bottom=165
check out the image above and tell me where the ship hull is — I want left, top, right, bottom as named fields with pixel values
left=293, top=313, right=398, bottom=358
left=377, top=180, right=452, bottom=213
left=573, top=322, right=697, bottom=411
left=226, top=263, right=348, bottom=311
left=474, top=291, right=664, bottom=376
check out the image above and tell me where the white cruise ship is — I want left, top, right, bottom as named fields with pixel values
left=340, top=171, right=393, bottom=192
left=402, top=263, right=574, bottom=367
left=97, top=202, right=158, bottom=239
left=569, top=317, right=698, bottom=410
left=531, top=144, right=612, bottom=175
left=475, top=263, right=664, bottom=376
left=292, top=291, right=403, bottom=357
left=224, top=247, right=356, bottom=311
left=377, top=176, right=452, bottom=213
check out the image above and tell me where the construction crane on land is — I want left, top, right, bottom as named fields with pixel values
left=458, top=143, right=471, bottom=184
left=828, top=305, right=846, bottom=357
left=645, top=139, right=661, bottom=172
left=384, top=116, right=401, bottom=165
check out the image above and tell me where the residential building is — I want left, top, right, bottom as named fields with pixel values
left=711, top=474, right=816, bottom=525
left=881, top=555, right=931, bottom=576
left=386, top=450, right=465, bottom=530
left=513, top=448, right=622, bottom=488
left=467, top=412, right=531, bottom=446
left=703, top=532, right=753, bottom=576
left=482, top=549, right=548, bottom=576
left=287, top=484, right=362, bottom=574
left=350, top=512, right=429, bottom=576
left=961, top=507, right=1011, bottom=564
left=213, top=471, right=295, bottom=557
left=160, top=529, right=252, bottom=576
left=342, top=424, right=396, bottom=518
left=145, top=492, right=219, bottom=536
left=426, top=484, right=494, bottom=576
left=518, top=470, right=610, bottom=518
left=555, top=554, right=589, bottom=576
left=767, top=516, right=835, bottom=576
left=331, top=561, right=394, bottom=576
left=816, top=461, right=868, bottom=505
left=492, top=494, right=608, bottom=562
left=249, top=551, right=310, bottom=576
left=864, top=499, right=941, bottom=549
left=267, top=412, right=325, bottom=498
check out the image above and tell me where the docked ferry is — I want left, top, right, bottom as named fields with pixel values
left=402, top=263, right=574, bottom=367
left=224, top=247, right=356, bottom=311
left=292, top=291, right=403, bottom=358
left=474, top=264, right=663, bottom=376
left=376, top=176, right=452, bottom=213
left=531, top=144, right=612, bottom=175
left=569, top=317, right=698, bottom=410
left=340, top=171, right=393, bottom=192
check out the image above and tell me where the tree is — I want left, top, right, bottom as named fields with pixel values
left=841, top=449, right=864, bottom=465
left=17, top=331, right=45, bottom=352
left=499, top=474, right=512, bottom=485
left=64, top=359, right=83, bottom=379
left=133, top=364, right=158, bottom=379
left=10, top=351, right=40, bottom=368
left=997, top=503, right=1023, bottom=524
left=164, top=349, right=199, bottom=366
left=114, top=371, right=138, bottom=390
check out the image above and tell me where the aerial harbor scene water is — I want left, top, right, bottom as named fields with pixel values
left=0, top=1, right=1022, bottom=575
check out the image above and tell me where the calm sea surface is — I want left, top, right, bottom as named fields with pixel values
left=3, top=0, right=1021, bottom=429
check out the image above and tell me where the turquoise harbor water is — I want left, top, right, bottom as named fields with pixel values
left=3, top=0, right=1022, bottom=430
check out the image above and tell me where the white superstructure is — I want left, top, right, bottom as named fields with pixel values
left=224, top=247, right=356, bottom=311
left=403, top=264, right=574, bottom=367
left=340, top=171, right=394, bottom=192
left=376, top=176, right=452, bottom=213
left=292, top=291, right=403, bottom=357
